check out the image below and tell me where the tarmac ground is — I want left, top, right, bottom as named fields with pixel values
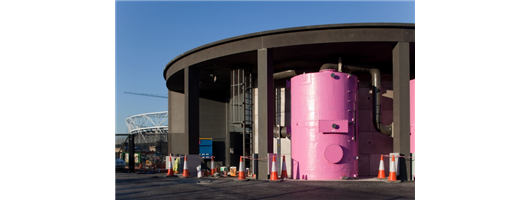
left=116, top=170, right=415, bottom=200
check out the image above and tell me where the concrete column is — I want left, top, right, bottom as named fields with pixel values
left=225, top=101, right=230, bottom=167
left=257, top=48, right=274, bottom=180
left=392, top=42, right=411, bottom=181
left=185, top=66, right=200, bottom=154
left=168, top=90, right=185, bottom=155
left=128, top=134, right=135, bottom=173
left=168, top=90, right=173, bottom=155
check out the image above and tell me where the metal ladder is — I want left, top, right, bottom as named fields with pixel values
left=243, top=71, right=253, bottom=171
left=230, top=68, right=254, bottom=172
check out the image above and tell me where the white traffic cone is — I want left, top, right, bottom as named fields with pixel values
left=270, top=156, right=279, bottom=181
left=182, top=155, right=190, bottom=178
left=280, top=155, right=288, bottom=179
left=238, top=156, right=246, bottom=180
left=166, top=156, right=174, bottom=177
left=388, top=155, right=397, bottom=181
left=377, top=154, right=385, bottom=179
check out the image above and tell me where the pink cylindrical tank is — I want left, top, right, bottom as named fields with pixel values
left=410, top=79, right=415, bottom=153
left=291, top=69, right=358, bottom=180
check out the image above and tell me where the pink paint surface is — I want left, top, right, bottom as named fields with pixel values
left=291, top=69, right=358, bottom=180
left=410, top=79, right=415, bottom=153
left=319, top=119, right=349, bottom=133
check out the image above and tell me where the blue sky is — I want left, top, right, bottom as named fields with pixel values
left=115, top=1, right=415, bottom=133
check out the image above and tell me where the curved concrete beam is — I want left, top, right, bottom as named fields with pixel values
left=164, top=23, right=415, bottom=81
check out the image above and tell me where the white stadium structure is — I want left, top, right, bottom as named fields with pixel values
left=116, top=111, right=168, bottom=153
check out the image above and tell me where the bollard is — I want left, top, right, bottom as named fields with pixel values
left=197, top=165, right=202, bottom=178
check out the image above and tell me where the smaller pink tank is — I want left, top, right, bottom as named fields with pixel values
left=410, top=79, right=415, bottom=153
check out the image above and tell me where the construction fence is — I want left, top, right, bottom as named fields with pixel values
left=116, top=133, right=169, bottom=169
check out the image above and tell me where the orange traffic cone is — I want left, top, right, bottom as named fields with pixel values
left=182, top=155, right=190, bottom=178
left=270, top=156, right=279, bottom=181
left=280, top=155, right=288, bottom=179
left=210, top=156, right=216, bottom=176
left=377, top=155, right=385, bottom=179
left=166, top=156, right=174, bottom=177
left=388, top=155, right=397, bottom=181
left=238, top=156, right=246, bottom=180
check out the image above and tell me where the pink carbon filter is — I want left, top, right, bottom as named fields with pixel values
left=291, top=69, right=358, bottom=180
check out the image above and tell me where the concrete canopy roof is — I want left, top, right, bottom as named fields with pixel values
left=164, top=23, right=414, bottom=101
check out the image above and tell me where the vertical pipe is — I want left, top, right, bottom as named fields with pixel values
left=241, top=69, right=248, bottom=125
left=237, top=69, right=240, bottom=123
left=338, top=57, right=342, bottom=72
left=250, top=72, right=253, bottom=159
left=326, top=63, right=392, bottom=136
left=238, top=69, right=240, bottom=123
left=230, top=70, right=236, bottom=123
left=239, top=69, right=243, bottom=123
left=242, top=69, right=245, bottom=124
left=226, top=95, right=230, bottom=167
left=231, top=70, right=234, bottom=123
left=242, top=69, right=246, bottom=158
left=243, top=69, right=245, bottom=122
left=276, top=88, right=281, bottom=126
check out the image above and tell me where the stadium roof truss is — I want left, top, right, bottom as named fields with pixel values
left=125, top=111, right=168, bottom=143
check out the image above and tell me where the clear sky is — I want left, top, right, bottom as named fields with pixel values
left=115, top=1, right=415, bottom=133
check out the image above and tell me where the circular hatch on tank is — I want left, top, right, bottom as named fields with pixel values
left=324, top=144, right=344, bottom=164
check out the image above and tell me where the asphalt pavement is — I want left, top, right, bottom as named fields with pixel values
left=116, top=171, right=415, bottom=200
